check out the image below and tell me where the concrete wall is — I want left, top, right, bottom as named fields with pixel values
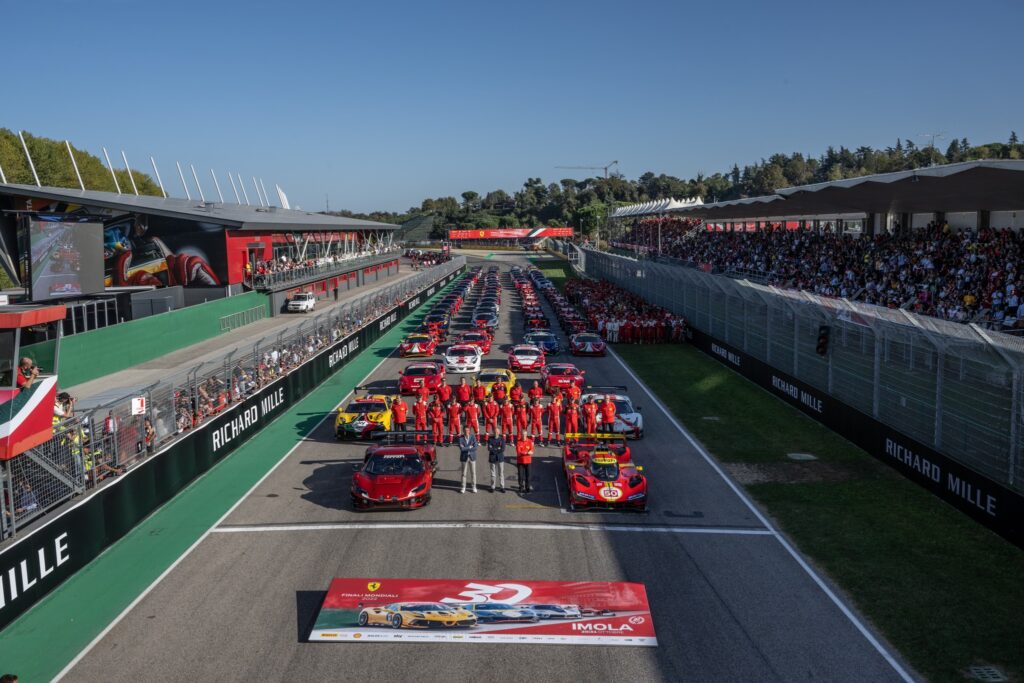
left=990, top=211, right=1023, bottom=230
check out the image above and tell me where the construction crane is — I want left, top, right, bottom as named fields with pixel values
left=555, top=160, right=619, bottom=179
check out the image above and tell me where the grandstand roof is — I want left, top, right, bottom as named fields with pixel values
left=665, top=160, right=1024, bottom=219
left=0, top=183, right=396, bottom=231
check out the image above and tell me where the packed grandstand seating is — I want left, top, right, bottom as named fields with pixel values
left=246, top=244, right=402, bottom=286
left=614, top=216, right=1024, bottom=330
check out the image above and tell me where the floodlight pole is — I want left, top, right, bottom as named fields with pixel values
left=102, top=147, right=121, bottom=194
left=121, top=150, right=140, bottom=195
left=19, top=131, right=41, bottom=187
left=66, top=141, right=85, bottom=190
left=236, top=173, right=251, bottom=205
left=150, top=156, right=167, bottom=197
left=227, top=173, right=242, bottom=204
left=210, top=169, right=225, bottom=203
left=176, top=162, right=192, bottom=200
left=190, top=164, right=206, bottom=202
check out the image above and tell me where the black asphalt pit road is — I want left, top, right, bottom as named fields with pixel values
left=663, top=510, right=705, bottom=519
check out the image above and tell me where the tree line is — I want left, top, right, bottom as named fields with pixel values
left=4, top=127, right=1021, bottom=240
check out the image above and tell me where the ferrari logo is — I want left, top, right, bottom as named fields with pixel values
left=478, top=230, right=485, bottom=237
left=367, top=581, right=381, bottom=592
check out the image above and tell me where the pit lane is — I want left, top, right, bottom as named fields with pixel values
left=59, top=254, right=912, bottom=682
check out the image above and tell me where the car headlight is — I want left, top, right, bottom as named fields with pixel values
left=354, top=486, right=369, bottom=498
left=411, top=483, right=426, bottom=494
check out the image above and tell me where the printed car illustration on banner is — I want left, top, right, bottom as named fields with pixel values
left=310, top=578, right=655, bottom=645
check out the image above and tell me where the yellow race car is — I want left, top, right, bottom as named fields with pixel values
left=476, top=369, right=517, bottom=395
left=357, top=602, right=478, bottom=629
left=335, top=393, right=402, bottom=439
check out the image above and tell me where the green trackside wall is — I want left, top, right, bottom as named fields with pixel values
left=23, top=292, right=269, bottom=388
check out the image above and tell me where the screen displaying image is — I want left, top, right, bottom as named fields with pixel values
left=29, top=217, right=105, bottom=301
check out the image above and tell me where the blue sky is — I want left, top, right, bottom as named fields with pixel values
left=4, top=0, right=1022, bottom=212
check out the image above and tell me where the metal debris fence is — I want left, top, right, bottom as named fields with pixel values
left=566, top=243, right=1024, bottom=495
left=0, top=257, right=466, bottom=538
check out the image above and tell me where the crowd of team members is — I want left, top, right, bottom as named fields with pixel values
left=565, top=277, right=686, bottom=343
left=614, top=216, right=1024, bottom=328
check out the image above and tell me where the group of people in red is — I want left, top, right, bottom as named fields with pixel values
left=564, top=278, right=686, bottom=344
left=388, top=375, right=619, bottom=447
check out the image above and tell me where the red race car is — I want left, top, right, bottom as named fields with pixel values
left=569, top=332, right=606, bottom=356
left=508, top=344, right=546, bottom=372
left=457, top=329, right=492, bottom=354
left=399, top=333, right=439, bottom=357
left=563, top=433, right=632, bottom=463
left=398, top=361, right=446, bottom=395
left=352, top=433, right=437, bottom=510
left=541, top=363, right=585, bottom=393
left=564, top=448, right=647, bottom=512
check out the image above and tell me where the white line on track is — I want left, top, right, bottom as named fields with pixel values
left=212, top=521, right=774, bottom=536
left=606, top=346, right=915, bottom=682
left=54, top=312, right=417, bottom=681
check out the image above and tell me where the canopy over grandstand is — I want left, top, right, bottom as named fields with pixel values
left=0, top=182, right=395, bottom=231
left=614, top=160, right=1024, bottom=220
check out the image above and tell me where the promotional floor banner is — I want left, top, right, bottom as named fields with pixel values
left=310, top=578, right=656, bottom=645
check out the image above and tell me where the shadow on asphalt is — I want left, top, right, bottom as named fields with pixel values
left=296, top=590, right=327, bottom=642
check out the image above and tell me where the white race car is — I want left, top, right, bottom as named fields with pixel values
left=581, top=392, right=644, bottom=439
left=443, top=344, right=483, bottom=373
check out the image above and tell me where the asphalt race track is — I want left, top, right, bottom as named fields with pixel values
left=61, top=254, right=913, bottom=682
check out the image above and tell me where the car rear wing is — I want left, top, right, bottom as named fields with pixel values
left=563, top=433, right=627, bottom=440
left=371, top=430, right=434, bottom=444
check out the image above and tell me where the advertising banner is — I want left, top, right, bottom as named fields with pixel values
left=448, top=227, right=573, bottom=240
left=310, top=577, right=656, bottom=646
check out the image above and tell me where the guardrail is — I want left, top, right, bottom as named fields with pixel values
left=0, top=257, right=466, bottom=541
left=219, top=305, right=266, bottom=332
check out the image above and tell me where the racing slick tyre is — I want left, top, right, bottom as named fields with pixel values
left=391, top=614, right=403, bottom=629
left=358, top=612, right=369, bottom=626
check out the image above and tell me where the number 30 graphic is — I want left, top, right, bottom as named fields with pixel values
left=439, top=582, right=533, bottom=604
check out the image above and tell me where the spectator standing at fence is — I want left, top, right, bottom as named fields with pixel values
left=391, top=398, right=408, bottom=432
left=487, top=427, right=507, bottom=492
left=457, top=426, right=478, bottom=494
left=515, top=433, right=534, bottom=493
left=144, top=418, right=155, bottom=454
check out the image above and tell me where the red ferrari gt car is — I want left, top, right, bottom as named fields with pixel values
left=399, top=333, right=439, bottom=357
left=569, top=332, right=606, bottom=356
left=352, top=436, right=436, bottom=510
left=508, top=344, right=545, bottom=372
left=398, top=361, right=446, bottom=395
left=457, top=329, right=492, bottom=354
left=541, top=363, right=585, bottom=393
left=564, top=448, right=646, bottom=512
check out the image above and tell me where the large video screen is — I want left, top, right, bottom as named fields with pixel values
left=28, top=217, right=105, bottom=301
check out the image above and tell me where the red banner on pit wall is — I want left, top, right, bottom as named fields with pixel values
left=449, top=227, right=574, bottom=240
left=310, top=577, right=656, bottom=645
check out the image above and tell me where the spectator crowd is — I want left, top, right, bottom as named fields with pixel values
left=565, top=278, right=686, bottom=343
left=613, top=217, right=1024, bottom=330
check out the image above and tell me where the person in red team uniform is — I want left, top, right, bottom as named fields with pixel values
left=509, top=381, right=523, bottom=404
left=583, top=396, right=599, bottom=434
left=391, top=398, right=408, bottom=432
left=416, top=382, right=431, bottom=403
left=564, top=401, right=579, bottom=438
left=464, top=399, right=481, bottom=437
left=528, top=381, right=544, bottom=402
left=528, top=398, right=545, bottom=438
left=566, top=382, right=581, bottom=404
left=599, top=395, right=617, bottom=433
left=483, top=396, right=499, bottom=437
left=500, top=398, right=515, bottom=436
left=515, top=401, right=529, bottom=439
left=429, top=399, right=445, bottom=443
left=413, top=396, right=429, bottom=432
left=447, top=400, right=463, bottom=443
left=492, top=381, right=507, bottom=404
left=472, top=378, right=487, bottom=403
left=455, top=377, right=472, bottom=406
left=437, top=381, right=453, bottom=406
left=546, top=396, right=562, bottom=446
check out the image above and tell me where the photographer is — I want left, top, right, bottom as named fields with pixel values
left=16, top=357, right=38, bottom=392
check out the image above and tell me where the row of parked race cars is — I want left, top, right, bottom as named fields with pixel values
left=357, top=600, right=616, bottom=630
left=342, top=264, right=650, bottom=512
